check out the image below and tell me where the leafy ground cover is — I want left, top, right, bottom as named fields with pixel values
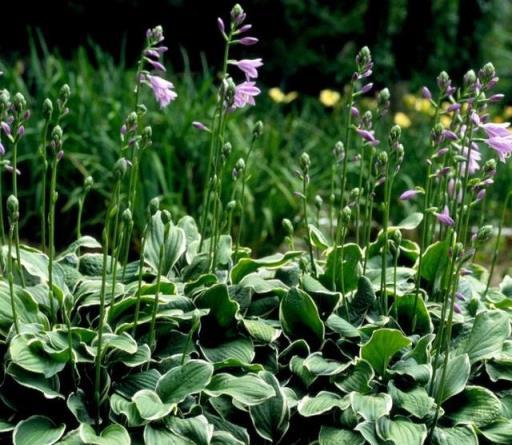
left=0, top=4, right=511, bottom=445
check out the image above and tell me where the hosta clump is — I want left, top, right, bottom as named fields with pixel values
left=1, top=4, right=512, bottom=445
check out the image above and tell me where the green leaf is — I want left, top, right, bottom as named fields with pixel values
left=334, top=359, right=374, bottom=394
left=156, top=360, right=213, bottom=404
left=388, top=381, right=434, bottom=419
left=478, top=420, right=512, bottom=444
left=201, top=337, right=255, bottom=364
left=432, top=426, right=478, bottom=445
left=280, top=287, right=325, bottom=349
left=67, top=390, right=94, bottom=425
left=242, top=319, right=281, bottom=343
left=301, top=274, right=340, bottom=318
left=249, top=371, right=289, bottom=442
left=376, top=416, right=427, bottom=445
left=321, top=244, right=363, bottom=293
left=231, top=251, right=302, bottom=284
left=350, top=392, right=392, bottom=421
left=303, top=352, right=350, bottom=376
left=79, top=424, right=130, bottom=445
left=319, top=427, right=364, bottom=445
left=326, top=313, right=360, bottom=338
left=195, top=284, right=239, bottom=332
left=361, top=328, right=411, bottom=376
left=349, top=276, right=376, bottom=323
left=145, top=211, right=186, bottom=275
left=205, top=373, right=275, bottom=406
left=420, top=240, right=449, bottom=286
left=298, top=391, right=350, bottom=417
left=447, top=386, right=502, bottom=427
left=463, top=310, right=511, bottom=364
left=133, top=389, right=173, bottom=421
left=432, top=354, right=470, bottom=403
left=309, top=224, right=329, bottom=250
left=392, top=293, right=432, bottom=334
left=13, top=416, right=65, bottom=445
left=164, top=416, right=213, bottom=445
left=393, top=212, right=423, bottom=230
left=144, top=424, right=194, bottom=445
left=7, top=364, right=63, bottom=400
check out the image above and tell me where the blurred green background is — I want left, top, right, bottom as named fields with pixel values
left=0, top=0, right=511, bottom=254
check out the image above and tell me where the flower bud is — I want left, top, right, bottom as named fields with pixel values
left=226, top=200, right=236, bottom=212
left=161, top=209, right=172, bottom=225
left=84, top=175, right=94, bottom=192
left=13, top=93, right=27, bottom=113
left=436, top=71, right=451, bottom=94
left=389, top=124, right=401, bottom=146
left=113, top=157, right=128, bottom=179
left=253, top=120, right=263, bottom=138
left=463, top=69, right=477, bottom=93
left=314, top=194, right=323, bottom=210
left=341, top=206, right=352, bottom=225
left=333, top=141, right=344, bottom=161
left=377, top=151, right=388, bottom=165
left=7, top=194, right=19, bottom=223
left=231, top=4, right=246, bottom=24
left=122, top=208, right=133, bottom=224
left=350, top=187, right=360, bottom=202
left=235, top=157, right=245, bottom=173
left=475, top=225, right=493, bottom=245
left=362, top=110, right=373, bottom=129
left=221, top=142, right=232, bottom=160
left=282, top=218, right=294, bottom=235
left=126, top=111, right=138, bottom=129
left=422, top=86, right=432, bottom=100
left=43, top=98, right=53, bottom=119
left=51, top=125, right=63, bottom=148
left=299, top=152, right=311, bottom=173
left=479, top=62, right=496, bottom=86
left=149, top=197, right=160, bottom=215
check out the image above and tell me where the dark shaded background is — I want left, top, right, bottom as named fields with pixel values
left=1, top=0, right=505, bottom=92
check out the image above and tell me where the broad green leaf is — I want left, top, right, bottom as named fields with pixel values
left=319, top=427, right=364, bottom=445
left=115, top=369, right=161, bottom=399
left=392, top=293, right=432, bottom=334
left=447, top=386, right=502, bottom=427
left=7, top=364, right=63, bottom=399
left=144, top=424, right=194, bottom=445
left=145, top=211, right=186, bottom=275
left=486, top=357, right=512, bottom=382
left=231, top=251, right=302, bottom=284
left=242, top=318, right=281, bottom=343
left=210, top=431, right=245, bottom=445
left=110, top=394, right=144, bottom=427
left=205, top=373, right=275, bottom=406
left=321, top=244, right=363, bottom=293
left=350, top=392, right=392, bottom=421
left=393, top=212, right=423, bottom=230
left=156, top=360, right=213, bottom=404
left=326, top=313, right=360, bottom=338
left=304, top=352, right=350, bottom=376
left=249, top=371, right=289, bottom=442
left=57, top=236, right=101, bottom=260
left=195, top=284, right=239, bottom=332
left=280, top=287, right=325, bottom=349
left=432, top=426, right=478, bottom=445
left=67, top=390, right=94, bottom=425
left=334, top=359, right=374, bottom=394
left=309, top=224, right=329, bottom=250
left=301, top=274, right=340, bottom=317
left=349, top=276, right=376, bottom=323
left=361, top=328, right=411, bottom=376
left=376, top=416, right=427, bottom=445
left=478, top=420, right=512, bottom=444
left=463, top=310, right=511, bottom=364
left=432, top=354, right=470, bottom=403
left=420, top=240, right=449, bottom=286
left=201, top=337, right=255, bottom=364
left=13, top=416, right=65, bottom=445
left=164, top=416, right=213, bottom=445
left=79, top=424, right=130, bottom=445
left=133, top=389, right=173, bottom=421
left=298, top=391, right=350, bottom=417
left=388, top=381, right=434, bottom=419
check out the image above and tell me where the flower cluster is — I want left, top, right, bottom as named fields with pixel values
left=141, top=26, right=177, bottom=108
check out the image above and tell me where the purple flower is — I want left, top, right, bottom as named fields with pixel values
left=443, top=129, right=458, bottom=141
left=399, top=189, right=418, bottom=201
left=359, top=83, right=373, bottom=94
left=456, top=292, right=465, bottom=301
left=461, top=144, right=481, bottom=174
left=485, top=135, right=512, bottom=162
left=17, top=126, right=25, bottom=138
left=147, top=58, right=166, bottom=72
left=217, top=17, right=225, bottom=34
left=446, top=103, right=461, bottom=112
left=230, top=58, right=263, bottom=80
left=238, top=24, right=252, bottom=33
left=476, top=189, right=486, bottom=201
left=471, top=111, right=481, bottom=126
left=454, top=303, right=462, bottom=314
left=192, top=121, right=210, bottom=132
left=481, top=122, right=510, bottom=138
left=351, top=106, right=360, bottom=118
left=356, top=128, right=379, bottom=146
left=1, top=122, right=11, bottom=136
left=145, top=74, right=177, bottom=108
left=422, top=86, right=432, bottom=100
left=239, top=37, right=259, bottom=46
left=232, top=81, right=261, bottom=109
left=489, top=94, right=504, bottom=102
left=435, top=206, right=455, bottom=227
left=0, top=142, right=4, bottom=155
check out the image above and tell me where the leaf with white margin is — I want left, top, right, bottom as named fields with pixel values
left=319, top=426, right=365, bottom=445
left=432, top=426, right=478, bottom=445
left=350, top=392, right=392, bottom=421
left=376, top=416, right=427, bottom=445
left=13, top=416, right=65, bottom=445
left=446, top=386, right=502, bottom=427
left=79, top=424, right=130, bottom=445
left=205, top=373, right=275, bottom=406
left=298, top=391, right=350, bottom=417
left=133, top=389, right=174, bottom=421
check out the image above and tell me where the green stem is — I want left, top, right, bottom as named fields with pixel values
left=0, top=170, right=5, bottom=246
left=48, top=158, right=58, bottom=322
left=149, top=224, right=168, bottom=350
left=303, top=177, right=317, bottom=277
left=132, top=222, right=149, bottom=336
left=7, top=224, right=19, bottom=334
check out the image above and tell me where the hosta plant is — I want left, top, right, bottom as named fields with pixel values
left=0, top=4, right=511, bottom=445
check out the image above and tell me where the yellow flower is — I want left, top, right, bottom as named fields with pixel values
left=268, top=88, right=298, bottom=104
left=269, top=87, right=285, bottom=103
left=440, top=115, right=452, bottom=128
left=403, top=94, right=417, bottom=109
left=319, top=89, right=341, bottom=107
left=394, top=112, right=412, bottom=128
left=414, top=98, right=432, bottom=114
left=504, top=106, right=512, bottom=119
left=493, top=115, right=504, bottom=123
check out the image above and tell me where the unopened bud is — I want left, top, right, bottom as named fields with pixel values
left=149, top=197, right=160, bottom=215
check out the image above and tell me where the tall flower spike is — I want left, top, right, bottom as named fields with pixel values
left=144, top=74, right=177, bottom=108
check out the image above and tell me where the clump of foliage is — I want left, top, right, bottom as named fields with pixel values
left=0, top=4, right=511, bottom=445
